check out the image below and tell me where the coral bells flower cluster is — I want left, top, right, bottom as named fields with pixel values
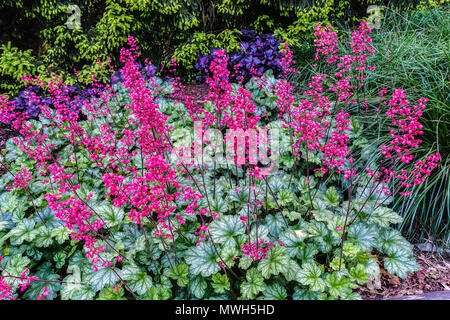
left=314, top=21, right=375, bottom=104
left=276, top=79, right=295, bottom=124
left=314, top=25, right=340, bottom=64
left=320, top=109, right=352, bottom=172
left=374, top=90, right=441, bottom=195
left=241, top=239, right=281, bottom=261
left=0, top=276, right=13, bottom=300
left=98, top=38, right=185, bottom=240
left=6, top=167, right=33, bottom=191
left=0, top=80, right=114, bottom=271
left=280, top=42, right=298, bottom=75
left=17, top=268, right=37, bottom=292
left=120, top=36, right=172, bottom=155
left=182, top=186, right=219, bottom=245
left=0, top=257, right=51, bottom=300
left=181, top=49, right=268, bottom=173
left=290, top=74, right=333, bottom=156
left=281, top=20, right=440, bottom=194
left=0, top=36, right=190, bottom=271
left=36, top=287, right=49, bottom=300
left=202, top=49, right=261, bottom=132
left=381, top=89, right=426, bottom=163
left=102, top=153, right=181, bottom=236
left=45, top=193, right=108, bottom=268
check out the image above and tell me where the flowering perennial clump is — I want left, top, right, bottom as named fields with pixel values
left=241, top=239, right=284, bottom=261
left=0, top=21, right=441, bottom=301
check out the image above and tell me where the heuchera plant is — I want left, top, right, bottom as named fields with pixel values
left=0, top=22, right=440, bottom=300
left=5, top=60, right=157, bottom=122
left=195, top=30, right=286, bottom=83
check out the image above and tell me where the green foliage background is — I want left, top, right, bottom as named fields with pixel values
left=0, top=0, right=434, bottom=97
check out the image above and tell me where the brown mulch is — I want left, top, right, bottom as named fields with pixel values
left=178, top=83, right=210, bottom=104
left=358, top=248, right=450, bottom=300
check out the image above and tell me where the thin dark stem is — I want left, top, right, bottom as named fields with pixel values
left=262, top=175, right=289, bottom=228
left=140, top=223, right=159, bottom=273
left=339, top=157, right=353, bottom=270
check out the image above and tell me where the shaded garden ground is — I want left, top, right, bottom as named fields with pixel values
left=358, top=248, right=449, bottom=300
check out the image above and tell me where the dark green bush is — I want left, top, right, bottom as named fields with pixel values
left=1, top=0, right=430, bottom=97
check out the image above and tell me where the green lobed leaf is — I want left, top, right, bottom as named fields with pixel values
left=94, top=202, right=125, bottom=228
left=265, top=212, right=285, bottom=238
left=23, top=262, right=61, bottom=300
left=282, top=259, right=301, bottom=282
left=348, top=223, right=378, bottom=251
left=241, top=268, right=265, bottom=299
left=384, top=247, right=419, bottom=279
left=257, top=245, right=290, bottom=279
left=53, top=251, right=67, bottom=269
left=189, top=276, right=208, bottom=299
left=61, top=266, right=95, bottom=300
left=297, top=244, right=319, bottom=262
left=238, top=256, right=253, bottom=270
left=145, top=286, right=172, bottom=300
left=4, top=218, right=38, bottom=245
left=169, top=264, right=189, bottom=287
left=323, top=187, right=340, bottom=206
left=349, top=264, right=369, bottom=285
left=378, top=228, right=413, bottom=255
left=85, top=266, right=121, bottom=293
left=218, top=246, right=239, bottom=268
left=293, top=288, right=320, bottom=300
left=297, top=262, right=326, bottom=292
left=211, top=273, right=230, bottom=294
left=279, top=229, right=306, bottom=258
left=368, top=207, right=403, bottom=228
left=261, top=283, right=287, bottom=300
left=51, top=226, right=71, bottom=244
left=209, top=215, right=245, bottom=248
left=121, top=265, right=153, bottom=295
left=325, top=272, right=355, bottom=299
left=185, top=242, right=220, bottom=277
left=34, top=226, right=53, bottom=248
left=97, top=286, right=126, bottom=300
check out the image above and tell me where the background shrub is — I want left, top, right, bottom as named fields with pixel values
left=0, top=0, right=434, bottom=97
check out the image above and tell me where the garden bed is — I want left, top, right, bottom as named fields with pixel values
left=0, top=6, right=448, bottom=300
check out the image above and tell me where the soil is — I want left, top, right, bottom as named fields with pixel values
left=178, top=83, right=210, bottom=105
